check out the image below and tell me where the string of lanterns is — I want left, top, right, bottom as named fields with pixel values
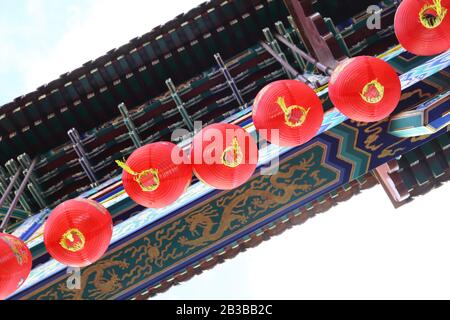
left=1, top=0, right=448, bottom=299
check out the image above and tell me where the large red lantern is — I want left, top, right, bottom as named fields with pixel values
left=191, top=123, right=259, bottom=190
left=328, top=56, right=401, bottom=122
left=44, top=199, right=113, bottom=268
left=395, top=0, right=450, bottom=56
left=117, top=142, right=192, bottom=208
left=0, top=233, right=32, bottom=300
left=252, top=80, right=324, bottom=147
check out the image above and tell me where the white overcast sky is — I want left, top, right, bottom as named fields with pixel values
left=1, top=0, right=450, bottom=300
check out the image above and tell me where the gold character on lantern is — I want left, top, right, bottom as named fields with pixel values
left=221, top=137, right=244, bottom=168
left=276, top=96, right=311, bottom=128
left=2, top=236, right=29, bottom=266
left=360, top=79, right=385, bottom=104
left=60, top=228, right=86, bottom=253
left=116, top=160, right=160, bottom=192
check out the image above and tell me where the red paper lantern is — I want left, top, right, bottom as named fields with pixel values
left=118, top=142, right=192, bottom=208
left=0, top=234, right=32, bottom=300
left=44, top=199, right=113, bottom=268
left=328, top=56, right=401, bottom=122
left=191, top=123, right=259, bottom=190
left=253, top=80, right=324, bottom=147
left=395, top=0, right=450, bottom=56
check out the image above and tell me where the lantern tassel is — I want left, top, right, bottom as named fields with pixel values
left=116, top=159, right=139, bottom=176
left=419, top=0, right=447, bottom=29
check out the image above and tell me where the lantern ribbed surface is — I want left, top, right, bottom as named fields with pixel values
left=328, top=56, right=401, bottom=122
left=191, top=123, right=259, bottom=190
left=395, top=0, right=450, bottom=56
left=253, top=80, right=324, bottom=147
left=44, top=199, right=113, bottom=268
left=0, top=233, right=32, bottom=300
left=120, top=142, right=192, bottom=208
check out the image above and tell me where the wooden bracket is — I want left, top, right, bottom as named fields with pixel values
left=283, top=0, right=345, bottom=69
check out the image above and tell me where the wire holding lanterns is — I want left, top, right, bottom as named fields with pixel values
left=395, top=0, right=450, bottom=56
